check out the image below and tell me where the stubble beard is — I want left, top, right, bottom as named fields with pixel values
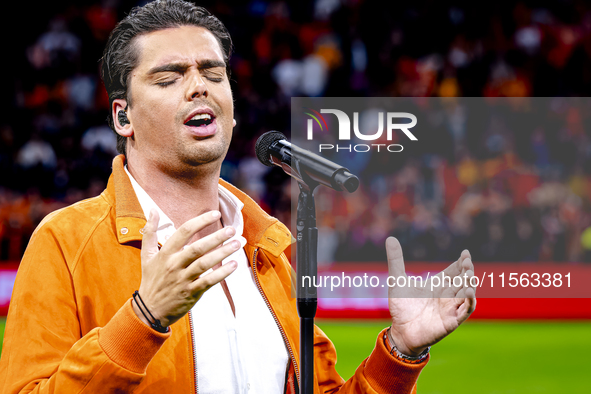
left=178, top=136, right=229, bottom=166
left=167, top=128, right=232, bottom=180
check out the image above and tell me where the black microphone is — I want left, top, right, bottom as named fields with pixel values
left=255, top=131, right=359, bottom=193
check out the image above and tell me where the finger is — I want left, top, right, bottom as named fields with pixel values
left=460, top=253, right=474, bottom=278
left=177, top=226, right=236, bottom=268
left=457, top=293, right=477, bottom=324
left=185, top=240, right=241, bottom=280
left=453, top=261, right=474, bottom=294
left=161, top=210, right=222, bottom=254
left=438, top=249, right=471, bottom=279
left=454, top=269, right=474, bottom=298
left=141, top=209, right=160, bottom=261
left=436, top=265, right=470, bottom=298
left=466, top=268, right=476, bottom=297
left=385, top=237, right=406, bottom=278
left=189, top=260, right=238, bottom=292
left=455, top=268, right=476, bottom=322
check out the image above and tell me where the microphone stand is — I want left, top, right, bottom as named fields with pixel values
left=254, top=131, right=359, bottom=393
left=295, top=180, right=319, bottom=394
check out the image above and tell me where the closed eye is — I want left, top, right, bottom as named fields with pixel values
left=205, top=76, right=223, bottom=83
left=202, top=69, right=225, bottom=83
left=156, top=80, right=177, bottom=87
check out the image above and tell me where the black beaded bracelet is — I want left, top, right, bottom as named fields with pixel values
left=384, top=329, right=429, bottom=363
left=132, top=290, right=169, bottom=333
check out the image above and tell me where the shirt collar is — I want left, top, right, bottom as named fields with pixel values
left=107, top=155, right=291, bottom=256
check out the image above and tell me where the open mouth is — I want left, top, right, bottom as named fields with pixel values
left=185, top=113, right=215, bottom=127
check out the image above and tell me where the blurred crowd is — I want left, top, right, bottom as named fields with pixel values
left=2, top=0, right=591, bottom=263
left=313, top=97, right=591, bottom=263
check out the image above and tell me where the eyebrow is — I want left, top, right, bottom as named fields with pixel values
left=147, top=60, right=226, bottom=75
left=198, top=59, right=226, bottom=70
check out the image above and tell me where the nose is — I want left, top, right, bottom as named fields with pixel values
left=186, top=72, right=208, bottom=100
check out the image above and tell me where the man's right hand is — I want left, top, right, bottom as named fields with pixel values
left=133, top=209, right=239, bottom=329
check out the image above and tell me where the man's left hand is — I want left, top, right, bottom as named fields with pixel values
left=386, top=237, right=476, bottom=357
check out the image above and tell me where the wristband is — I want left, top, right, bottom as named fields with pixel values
left=132, top=290, right=169, bottom=333
left=384, top=328, right=429, bottom=364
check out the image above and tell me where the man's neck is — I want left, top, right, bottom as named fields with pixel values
left=126, top=155, right=222, bottom=233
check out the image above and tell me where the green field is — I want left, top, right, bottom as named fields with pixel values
left=0, top=318, right=4, bottom=355
left=317, top=320, right=591, bottom=393
left=1, top=318, right=589, bottom=392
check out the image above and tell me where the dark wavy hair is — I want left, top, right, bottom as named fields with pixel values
left=100, top=0, right=233, bottom=154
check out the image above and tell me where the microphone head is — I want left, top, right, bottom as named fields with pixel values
left=255, top=131, right=287, bottom=167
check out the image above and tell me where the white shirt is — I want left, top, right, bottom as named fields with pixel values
left=125, top=167, right=289, bottom=393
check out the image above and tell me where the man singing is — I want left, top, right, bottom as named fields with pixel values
left=0, top=1, right=475, bottom=393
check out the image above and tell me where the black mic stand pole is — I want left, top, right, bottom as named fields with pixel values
left=254, top=132, right=357, bottom=394
left=296, top=180, right=319, bottom=394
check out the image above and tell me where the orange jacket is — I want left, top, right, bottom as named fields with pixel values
left=0, top=155, right=426, bottom=393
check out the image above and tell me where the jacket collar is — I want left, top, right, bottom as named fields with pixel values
left=103, top=155, right=292, bottom=257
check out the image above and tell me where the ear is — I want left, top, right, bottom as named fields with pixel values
left=112, top=99, right=133, bottom=138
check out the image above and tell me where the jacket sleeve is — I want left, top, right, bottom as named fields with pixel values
left=0, top=221, right=170, bottom=394
left=314, top=325, right=427, bottom=393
